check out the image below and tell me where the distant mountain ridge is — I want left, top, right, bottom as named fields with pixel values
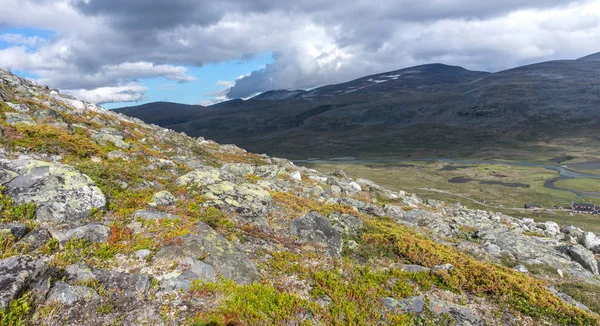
left=115, top=53, right=600, bottom=159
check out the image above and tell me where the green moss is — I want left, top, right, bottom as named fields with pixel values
left=0, top=292, right=32, bottom=326
left=0, top=186, right=37, bottom=223
left=245, top=174, right=261, bottom=184
left=4, top=124, right=103, bottom=158
left=189, top=279, right=313, bottom=325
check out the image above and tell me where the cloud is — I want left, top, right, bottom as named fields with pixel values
left=1, top=0, right=599, bottom=103
left=64, top=83, right=148, bottom=104
left=0, top=33, right=47, bottom=47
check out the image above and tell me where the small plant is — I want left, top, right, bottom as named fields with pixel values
left=245, top=174, right=261, bottom=184
left=0, top=292, right=32, bottom=326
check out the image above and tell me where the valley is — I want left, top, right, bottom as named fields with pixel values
left=301, top=158, right=600, bottom=233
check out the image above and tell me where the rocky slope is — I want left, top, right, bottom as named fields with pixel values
left=116, top=54, right=600, bottom=159
left=1, top=68, right=600, bottom=325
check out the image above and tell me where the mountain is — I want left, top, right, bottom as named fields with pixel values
left=1, top=68, right=600, bottom=324
left=115, top=54, right=600, bottom=160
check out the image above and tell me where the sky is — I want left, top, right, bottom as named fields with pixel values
left=0, top=0, right=599, bottom=109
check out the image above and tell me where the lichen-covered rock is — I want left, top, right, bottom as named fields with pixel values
left=91, top=127, right=130, bottom=149
left=177, top=166, right=226, bottom=187
left=17, top=229, right=51, bottom=252
left=203, top=181, right=272, bottom=224
left=151, top=190, right=176, bottom=206
left=0, top=159, right=106, bottom=222
left=566, top=244, right=598, bottom=275
left=327, top=212, right=363, bottom=236
left=46, top=281, right=100, bottom=305
left=4, top=112, right=34, bottom=125
left=221, top=163, right=255, bottom=177
left=155, top=222, right=259, bottom=285
left=65, top=264, right=149, bottom=298
left=0, top=255, right=48, bottom=309
left=290, top=211, right=342, bottom=258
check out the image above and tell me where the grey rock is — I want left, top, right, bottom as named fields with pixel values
left=107, top=150, right=129, bottom=161
left=254, top=165, right=280, bottom=178
left=46, top=281, right=100, bottom=305
left=562, top=225, right=584, bottom=240
left=151, top=190, right=176, bottom=206
left=384, top=295, right=483, bottom=325
left=6, top=102, right=29, bottom=112
left=133, top=209, right=179, bottom=220
left=91, top=128, right=130, bottom=149
left=203, top=181, right=272, bottom=224
left=513, top=264, right=529, bottom=273
left=398, top=264, right=431, bottom=273
left=64, top=223, right=111, bottom=243
left=160, top=257, right=216, bottom=291
left=135, top=249, right=152, bottom=260
left=316, top=295, right=332, bottom=308
left=290, top=212, right=342, bottom=258
left=0, top=223, right=27, bottom=239
left=0, top=255, right=48, bottom=309
left=1, top=159, right=106, bottom=222
left=432, top=263, right=455, bottom=272
left=483, top=242, right=501, bottom=255
left=221, top=163, right=255, bottom=177
left=579, top=232, right=600, bottom=250
left=327, top=212, right=363, bottom=236
left=4, top=112, right=34, bottom=125
left=155, top=222, right=259, bottom=285
left=65, top=264, right=149, bottom=298
left=336, top=197, right=385, bottom=217
left=18, top=229, right=51, bottom=251
left=566, top=244, right=598, bottom=274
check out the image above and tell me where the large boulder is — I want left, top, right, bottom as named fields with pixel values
left=203, top=181, right=272, bottom=224
left=159, top=257, right=217, bottom=291
left=0, top=159, right=106, bottom=222
left=566, top=244, right=599, bottom=275
left=155, top=222, right=259, bottom=285
left=579, top=232, right=600, bottom=250
left=0, top=255, right=48, bottom=309
left=91, top=128, right=130, bottom=149
left=63, top=223, right=111, bottom=243
left=290, top=212, right=342, bottom=258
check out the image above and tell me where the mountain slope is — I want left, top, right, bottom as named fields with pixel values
left=116, top=55, right=600, bottom=160
left=2, top=68, right=600, bottom=324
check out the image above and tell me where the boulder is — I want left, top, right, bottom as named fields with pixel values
left=64, top=223, right=111, bottom=243
left=18, top=229, right=51, bottom=251
left=0, top=255, right=48, bottom=309
left=290, top=212, right=342, bottom=258
left=0, top=159, right=106, bottom=222
left=91, top=128, right=130, bottom=149
left=566, top=244, right=598, bottom=274
left=155, top=222, right=259, bottom=285
left=151, top=190, right=176, bottom=206
left=579, top=232, right=600, bottom=250
left=159, top=257, right=216, bottom=291
left=4, top=112, right=34, bottom=125
left=176, top=166, right=226, bottom=187
left=65, top=264, right=149, bottom=298
left=203, top=181, right=272, bottom=223
left=221, top=163, right=255, bottom=177
left=46, top=281, right=100, bottom=305
left=0, top=223, right=27, bottom=240
left=327, top=212, right=364, bottom=236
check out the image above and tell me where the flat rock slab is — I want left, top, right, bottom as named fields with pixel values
left=46, top=281, right=100, bottom=305
left=155, top=222, right=259, bottom=285
left=0, top=255, right=48, bottom=309
left=65, top=264, right=149, bottom=298
left=133, top=210, right=179, bottom=220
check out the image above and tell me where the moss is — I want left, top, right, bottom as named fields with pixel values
left=271, top=191, right=359, bottom=218
left=245, top=174, right=261, bottom=184
left=0, top=186, right=37, bottom=223
left=4, top=124, right=103, bottom=158
left=0, top=292, right=32, bottom=326
left=189, top=279, right=314, bottom=325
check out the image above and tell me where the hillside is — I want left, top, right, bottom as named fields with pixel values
left=116, top=54, right=600, bottom=160
left=2, top=68, right=600, bottom=325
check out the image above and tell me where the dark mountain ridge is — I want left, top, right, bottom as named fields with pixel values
left=115, top=54, right=600, bottom=159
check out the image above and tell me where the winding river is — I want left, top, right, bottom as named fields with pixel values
left=296, top=157, right=600, bottom=199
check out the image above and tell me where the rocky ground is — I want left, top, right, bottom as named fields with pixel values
left=1, top=67, right=600, bottom=325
